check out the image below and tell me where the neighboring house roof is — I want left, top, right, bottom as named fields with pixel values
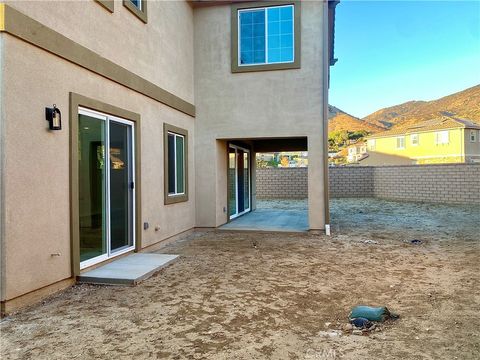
left=358, top=151, right=414, bottom=166
left=347, top=141, right=365, bottom=147
left=367, top=116, right=480, bottom=139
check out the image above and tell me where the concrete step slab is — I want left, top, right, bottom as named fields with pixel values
left=78, top=253, right=178, bottom=285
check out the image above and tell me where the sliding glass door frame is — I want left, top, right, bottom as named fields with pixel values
left=78, top=107, right=136, bottom=270
left=228, top=144, right=251, bottom=220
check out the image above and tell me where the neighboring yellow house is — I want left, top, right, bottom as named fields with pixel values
left=363, top=117, right=480, bottom=165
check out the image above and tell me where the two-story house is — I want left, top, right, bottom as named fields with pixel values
left=362, top=117, right=480, bottom=165
left=346, top=141, right=367, bottom=163
left=0, top=0, right=338, bottom=314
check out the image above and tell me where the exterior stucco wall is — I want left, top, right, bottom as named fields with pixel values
left=465, top=129, right=480, bottom=162
left=6, top=0, right=194, bottom=103
left=193, top=1, right=326, bottom=228
left=2, top=35, right=195, bottom=301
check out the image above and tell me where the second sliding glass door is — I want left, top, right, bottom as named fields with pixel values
left=228, top=145, right=250, bottom=220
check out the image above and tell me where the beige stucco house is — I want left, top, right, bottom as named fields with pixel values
left=0, top=0, right=338, bottom=314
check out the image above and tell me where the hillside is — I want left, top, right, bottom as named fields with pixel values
left=362, top=84, right=480, bottom=129
left=328, top=106, right=384, bottom=133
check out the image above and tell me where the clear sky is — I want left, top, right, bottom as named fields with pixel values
left=329, top=0, right=480, bottom=118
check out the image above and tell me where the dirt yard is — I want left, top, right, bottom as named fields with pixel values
left=1, top=199, right=479, bottom=359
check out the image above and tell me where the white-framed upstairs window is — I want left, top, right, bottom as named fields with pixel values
left=411, top=133, right=419, bottom=146
left=238, top=4, right=294, bottom=66
left=470, top=130, right=477, bottom=142
left=435, top=130, right=449, bottom=145
left=396, top=136, right=406, bottom=149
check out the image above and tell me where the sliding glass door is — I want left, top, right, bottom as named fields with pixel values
left=228, top=144, right=251, bottom=220
left=78, top=108, right=135, bottom=269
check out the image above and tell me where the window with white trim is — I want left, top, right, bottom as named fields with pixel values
left=435, top=130, right=449, bottom=145
left=470, top=130, right=477, bottom=142
left=396, top=136, right=405, bottom=149
left=238, top=5, right=294, bottom=66
left=367, top=139, right=376, bottom=151
left=167, top=132, right=185, bottom=196
left=411, top=133, right=419, bottom=146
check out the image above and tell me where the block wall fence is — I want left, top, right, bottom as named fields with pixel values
left=255, top=164, right=480, bottom=205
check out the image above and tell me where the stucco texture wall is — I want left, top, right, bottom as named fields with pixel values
left=6, top=0, right=194, bottom=104
left=193, top=1, right=327, bottom=229
left=2, top=35, right=195, bottom=301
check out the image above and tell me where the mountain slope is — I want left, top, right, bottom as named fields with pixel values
left=362, top=84, right=480, bottom=129
left=328, top=106, right=384, bottom=133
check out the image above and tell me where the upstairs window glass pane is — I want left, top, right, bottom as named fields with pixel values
left=267, top=5, right=294, bottom=63
left=239, top=9, right=266, bottom=65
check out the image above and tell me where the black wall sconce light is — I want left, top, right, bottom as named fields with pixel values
left=45, top=104, right=62, bottom=130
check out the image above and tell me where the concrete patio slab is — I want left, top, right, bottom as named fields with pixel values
left=219, top=208, right=308, bottom=232
left=78, top=253, right=178, bottom=285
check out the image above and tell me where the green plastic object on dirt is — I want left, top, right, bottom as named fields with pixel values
left=349, top=306, right=398, bottom=322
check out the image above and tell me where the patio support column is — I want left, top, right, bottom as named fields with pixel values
left=308, top=135, right=326, bottom=230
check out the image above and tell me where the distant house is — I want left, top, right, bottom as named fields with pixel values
left=346, top=141, right=367, bottom=163
left=362, top=117, right=480, bottom=165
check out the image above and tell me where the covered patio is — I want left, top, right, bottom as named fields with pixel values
left=221, top=199, right=308, bottom=232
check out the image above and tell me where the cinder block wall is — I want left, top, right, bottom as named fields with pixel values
left=372, top=164, right=480, bottom=204
left=256, top=164, right=480, bottom=204
left=329, top=166, right=374, bottom=198
left=256, top=168, right=308, bottom=199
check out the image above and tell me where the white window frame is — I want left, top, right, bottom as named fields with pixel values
left=367, top=139, right=376, bottom=151
left=238, top=4, right=295, bottom=67
left=411, top=133, right=419, bottom=146
left=435, top=130, right=449, bottom=145
left=396, top=136, right=406, bottom=149
left=470, top=130, right=477, bottom=142
left=168, top=132, right=185, bottom=196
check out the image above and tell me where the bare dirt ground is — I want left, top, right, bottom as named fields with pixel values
left=1, top=199, right=479, bottom=359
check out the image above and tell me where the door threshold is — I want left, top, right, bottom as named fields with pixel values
left=80, top=249, right=135, bottom=274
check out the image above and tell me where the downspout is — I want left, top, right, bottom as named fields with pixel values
left=322, top=0, right=331, bottom=235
